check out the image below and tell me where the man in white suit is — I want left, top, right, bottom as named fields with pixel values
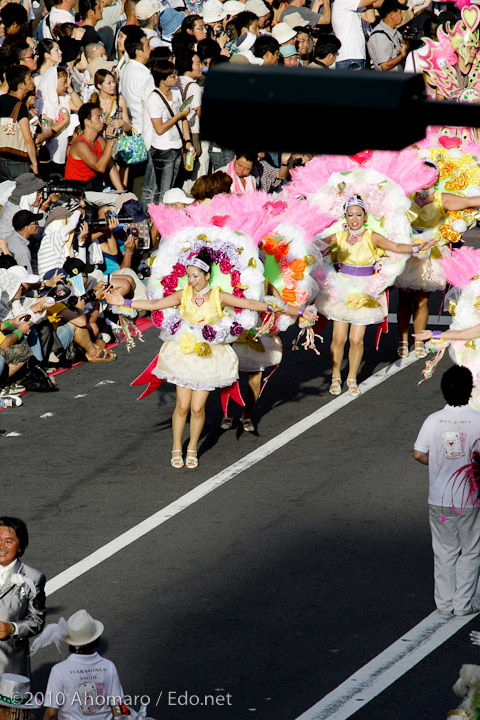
left=0, top=517, right=46, bottom=676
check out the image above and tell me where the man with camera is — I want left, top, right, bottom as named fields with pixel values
left=368, top=0, right=409, bottom=72
left=64, top=103, right=126, bottom=197
left=3, top=210, right=42, bottom=276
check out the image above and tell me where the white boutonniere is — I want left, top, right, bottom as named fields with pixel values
left=9, top=574, right=36, bottom=597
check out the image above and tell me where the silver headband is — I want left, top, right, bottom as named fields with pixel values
left=343, top=195, right=366, bottom=213
left=189, top=257, right=210, bottom=272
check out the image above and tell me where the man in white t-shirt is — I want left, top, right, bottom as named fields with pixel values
left=414, top=365, right=480, bottom=617
left=332, top=0, right=378, bottom=69
left=40, top=0, right=75, bottom=39
left=146, top=59, right=193, bottom=203
left=42, top=609, right=124, bottom=720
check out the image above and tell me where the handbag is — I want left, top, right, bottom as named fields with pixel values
left=0, top=101, right=28, bottom=159
left=117, top=127, right=147, bottom=165
left=154, top=89, right=190, bottom=169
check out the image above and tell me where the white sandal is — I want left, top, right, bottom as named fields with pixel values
left=220, top=416, right=233, bottom=430
left=397, top=341, right=409, bottom=358
left=171, top=450, right=184, bottom=469
left=186, top=450, right=198, bottom=469
left=347, top=379, right=361, bottom=397
left=329, top=378, right=342, bottom=396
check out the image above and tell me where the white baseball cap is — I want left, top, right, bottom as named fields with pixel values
left=8, top=265, right=40, bottom=285
left=163, top=188, right=195, bottom=205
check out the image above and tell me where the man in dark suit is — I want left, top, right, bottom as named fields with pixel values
left=0, top=517, right=46, bottom=676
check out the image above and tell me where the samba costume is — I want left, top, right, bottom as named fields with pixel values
left=286, top=159, right=435, bottom=329
left=416, top=3, right=480, bottom=102
left=154, top=282, right=239, bottom=391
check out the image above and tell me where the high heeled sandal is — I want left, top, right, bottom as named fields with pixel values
left=171, top=450, right=184, bottom=468
left=414, top=340, right=427, bottom=359
left=220, top=416, right=233, bottom=430
left=397, top=341, right=409, bottom=358
left=346, top=379, right=361, bottom=397
left=329, top=377, right=342, bottom=396
left=241, top=417, right=255, bottom=432
left=186, top=450, right=198, bottom=469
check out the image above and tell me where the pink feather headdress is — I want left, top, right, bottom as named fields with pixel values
left=438, top=245, right=480, bottom=288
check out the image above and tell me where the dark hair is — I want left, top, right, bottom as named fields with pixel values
left=189, top=247, right=212, bottom=274
left=94, top=68, right=116, bottom=89
left=197, top=38, right=221, bottom=63
left=0, top=517, right=28, bottom=556
left=378, top=0, right=404, bottom=19
left=79, top=0, right=100, bottom=20
left=149, top=46, right=174, bottom=62
left=191, top=171, right=232, bottom=201
left=253, top=35, right=279, bottom=58
left=53, top=21, right=77, bottom=39
left=312, top=34, right=341, bottom=60
left=182, top=14, right=202, bottom=33
left=209, top=54, right=229, bottom=69
left=234, top=150, right=257, bottom=163
left=5, top=64, right=30, bottom=91
left=441, top=365, right=473, bottom=406
left=78, top=102, right=98, bottom=130
left=68, top=637, right=100, bottom=655
left=0, top=3, right=27, bottom=29
left=171, top=33, right=196, bottom=57
left=37, top=39, right=58, bottom=68
left=225, top=19, right=237, bottom=41
left=235, top=11, right=258, bottom=35
left=8, top=43, right=31, bottom=63
left=150, top=58, right=176, bottom=86
left=124, top=31, right=146, bottom=59
left=0, top=253, right=17, bottom=269
left=118, top=23, right=143, bottom=41
left=175, top=49, right=199, bottom=76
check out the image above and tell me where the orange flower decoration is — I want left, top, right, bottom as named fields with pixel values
left=282, top=288, right=297, bottom=304
left=262, top=235, right=278, bottom=255
left=274, top=243, right=289, bottom=262
left=290, top=258, right=307, bottom=280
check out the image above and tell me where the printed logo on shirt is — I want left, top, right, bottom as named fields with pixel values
left=72, top=682, right=105, bottom=714
left=442, top=431, right=467, bottom=459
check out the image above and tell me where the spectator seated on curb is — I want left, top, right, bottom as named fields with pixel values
left=0, top=174, right=59, bottom=241
left=37, top=209, right=83, bottom=277
left=43, top=267, right=116, bottom=362
left=0, top=269, right=33, bottom=395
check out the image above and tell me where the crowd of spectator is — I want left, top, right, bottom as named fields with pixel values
left=0, top=0, right=466, bottom=409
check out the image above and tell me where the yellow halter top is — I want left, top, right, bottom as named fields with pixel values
left=409, top=190, right=445, bottom=230
left=180, top=285, right=224, bottom=325
left=335, top=229, right=385, bottom=267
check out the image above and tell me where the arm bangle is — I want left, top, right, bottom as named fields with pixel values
left=123, top=299, right=133, bottom=308
left=13, top=330, right=23, bottom=340
left=412, top=244, right=420, bottom=255
left=266, top=304, right=274, bottom=312
left=4, top=320, right=11, bottom=329
left=432, top=330, right=442, bottom=341
left=298, top=307, right=305, bottom=318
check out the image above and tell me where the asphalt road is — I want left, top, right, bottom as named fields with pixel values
left=4, top=282, right=479, bottom=720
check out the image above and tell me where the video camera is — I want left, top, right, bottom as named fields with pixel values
left=41, top=183, right=84, bottom=202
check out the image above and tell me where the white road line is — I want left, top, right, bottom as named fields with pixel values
left=295, top=610, right=476, bottom=720
left=45, top=353, right=419, bottom=597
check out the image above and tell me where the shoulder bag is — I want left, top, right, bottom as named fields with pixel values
left=0, top=101, right=29, bottom=159
left=181, top=81, right=202, bottom=158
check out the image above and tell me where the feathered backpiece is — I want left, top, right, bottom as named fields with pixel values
left=437, top=245, right=480, bottom=288
left=149, top=192, right=334, bottom=247
left=286, top=149, right=437, bottom=200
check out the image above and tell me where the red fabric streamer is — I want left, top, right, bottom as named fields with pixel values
left=375, top=290, right=389, bottom=349
left=221, top=380, right=245, bottom=417
left=131, top=356, right=164, bottom=400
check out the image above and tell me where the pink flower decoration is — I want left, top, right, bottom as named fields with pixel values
left=231, top=270, right=241, bottom=287
left=161, top=274, right=178, bottom=289
left=172, top=263, right=187, bottom=277
left=220, top=258, right=232, bottom=274
left=263, top=200, right=287, bottom=216
left=284, top=275, right=297, bottom=290
left=151, top=310, right=164, bottom=327
left=295, top=289, right=309, bottom=305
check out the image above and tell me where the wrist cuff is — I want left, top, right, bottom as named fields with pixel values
left=123, top=299, right=133, bottom=308
left=13, top=330, right=23, bottom=340
left=432, top=330, right=442, bottom=341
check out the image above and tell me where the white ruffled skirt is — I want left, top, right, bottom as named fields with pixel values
left=153, top=340, right=239, bottom=391
left=315, top=275, right=388, bottom=325
left=233, top=335, right=283, bottom=373
left=395, top=247, right=450, bottom=292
